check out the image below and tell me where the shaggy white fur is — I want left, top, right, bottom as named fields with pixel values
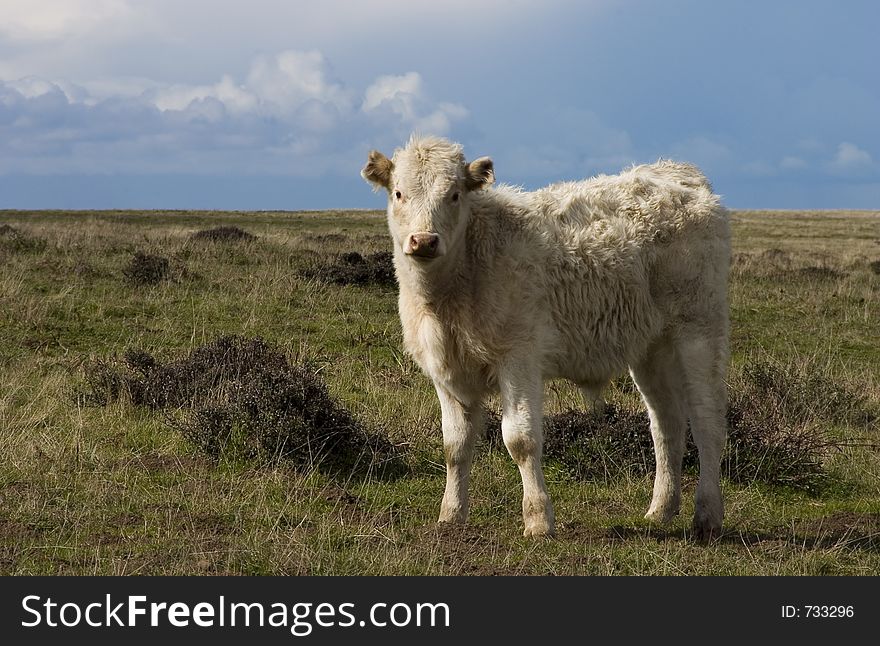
left=363, top=135, right=731, bottom=540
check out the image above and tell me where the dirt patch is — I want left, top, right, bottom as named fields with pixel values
left=321, top=485, right=363, bottom=508
left=557, top=520, right=633, bottom=543
left=793, top=512, right=880, bottom=549
left=797, top=265, right=847, bottom=280
left=190, top=226, right=256, bottom=243
left=113, top=453, right=209, bottom=473
left=0, top=480, right=32, bottom=497
left=415, top=522, right=489, bottom=549
left=761, top=247, right=791, bottom=264
left=93, top=512, right=146, bottom=546
left=303, top=233, right=349, bottom=244
left=726, top=513, right=880, bottom=552
left=869, top=260, right=880, bottom=275
left=107, top=511, right=145, bottom=526
left=0, top=517, right=48, bottom=542
left=735, top=248, right=853, bottom=283
left=185, top=512, right=238, bottom=535
left=72, top=258, right=105, bottom=279
left=414, top=523, right=528, bottom=575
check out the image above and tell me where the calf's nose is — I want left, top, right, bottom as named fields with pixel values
left=406, top=232, right=441, bottom=258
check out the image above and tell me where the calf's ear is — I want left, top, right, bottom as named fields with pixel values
left=465, top=157, right=495, bottom=190
left=361, top=150, right=393, bottom=191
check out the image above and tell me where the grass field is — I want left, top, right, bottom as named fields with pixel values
left=1, top=208, right=878, bottom=575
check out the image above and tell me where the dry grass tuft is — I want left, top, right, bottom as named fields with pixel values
left=483, top=360, right=875, bottom=491
left=81, top=336, right=406, bottom=478
left=122, top=251, right=170, bottom=285
left=724, top=360, right=875, bottom=491
left=300, top=251, right=396, bottom=287
left=190, top=226, right=256, bottom=243
left=0, top=223, right=47, bottom=253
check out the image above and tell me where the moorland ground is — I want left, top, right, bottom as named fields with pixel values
left=0, top=208, right=878, bottom=574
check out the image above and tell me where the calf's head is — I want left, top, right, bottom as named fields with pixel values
left=361, top=136, right=494, bottom=263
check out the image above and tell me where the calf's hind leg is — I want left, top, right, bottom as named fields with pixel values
left=676, top=334, right=728, bottom=540
left=630, top=339, right=688, bottom=524
left=578, top=380, right=607, bottom=416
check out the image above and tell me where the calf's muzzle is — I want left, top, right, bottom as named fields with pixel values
left=405, top=232, right=441, bottom=259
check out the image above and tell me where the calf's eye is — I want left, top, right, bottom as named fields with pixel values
left=394, top=190, right=402, bottom=200
left=451, top=192, right=460, bottom=202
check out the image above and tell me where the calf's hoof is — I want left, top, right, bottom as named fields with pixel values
left=438, top=510, right=467, bottom=524
left=522, top=508, right=555, bottom=537
left=438, top=496, right=468, bottom=524
left=644, top=502, right=680, bottom=525
left=522, top=496, right=555, bottom=537
left=523, top=520, right=555, bottom=538
left=691, top=510, right=723, bottom=543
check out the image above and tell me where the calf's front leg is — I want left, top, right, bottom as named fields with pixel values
left=499, top=361, right=555, bottom=537
left=436, top=385, right=481, bottom=524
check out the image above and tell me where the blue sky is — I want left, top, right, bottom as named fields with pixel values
left=0, top=0, right=877, bottom=210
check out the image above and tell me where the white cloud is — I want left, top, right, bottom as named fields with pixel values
left=0, top=0, right=136, bottom=42
left=830, top=142, right=873, bottom=171
left=0, top=0, right=581, bottom=86
left=246, top=50, right=351, bottom=114
left=148, top=50, right=350, bottom=121
left=0, top=49, right=469, bottom=176
left=151, top=75, right=256, bottom=114
left=362, top=73, right=422, bottom=116
left=1, top=76, right=91, bottom=105
left=780, top=155, right=807, bottom=170
left=5, top=76, right=62, bottom=99
left=362, top=73, right=467, bottom=135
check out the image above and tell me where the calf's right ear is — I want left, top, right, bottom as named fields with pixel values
left=465, top=157, right=495, bottom=191
left=361, top=150, right=393, bottom=191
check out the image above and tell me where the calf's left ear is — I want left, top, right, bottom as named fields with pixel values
left=361, top=150, right=393, bottom=191
left=465, top=157, right=495, bottom=190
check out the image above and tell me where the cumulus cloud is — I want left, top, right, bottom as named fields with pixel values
left=246, top=50, right=351, bottom=115
left=362, top=72, right=467, bottom=135
left=146, top=50, right=351, bottom=125
left=829, top=142, right=873, bottom=172
left=150, top=76, right=256, bottom=115
left=0, top=49, right=468, bottom=176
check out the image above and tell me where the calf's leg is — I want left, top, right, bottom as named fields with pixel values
left=630, top=339, right=688, bottom=524
left=578, top=380, right=607, bottom=416
left=436, top=385, right=482, bottom=524
left=499, top=361, right=554, bottom=537
left=676, top=334, right=728, bottom=540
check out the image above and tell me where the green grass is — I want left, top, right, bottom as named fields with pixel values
left=1, top=208, right=879, bottom=575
